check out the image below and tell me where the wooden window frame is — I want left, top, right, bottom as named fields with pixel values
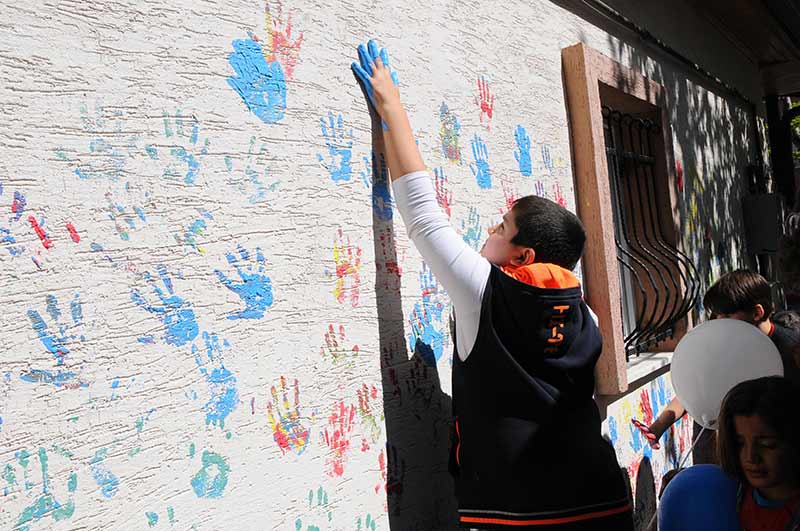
left=562, top=43, right=693, bottom=394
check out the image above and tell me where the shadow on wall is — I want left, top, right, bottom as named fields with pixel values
left=554, top=0, right=754, bottom=319
left=633, top=457, right=657, bottom=531
left=368, top=119, right=459, bottom=529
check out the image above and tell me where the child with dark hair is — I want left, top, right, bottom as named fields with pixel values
left=633, top=269, right=800, bottom=453
left=352, top=40, right=632, bottom=530
left=717, top=376, right=800, bottom=530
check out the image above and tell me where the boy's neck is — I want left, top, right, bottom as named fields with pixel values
left=757, top=318, right=773, bottom=336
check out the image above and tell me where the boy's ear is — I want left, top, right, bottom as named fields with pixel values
left=514, top=247, right=535, bottom=266
left=753, top=303, right=766, bottom=322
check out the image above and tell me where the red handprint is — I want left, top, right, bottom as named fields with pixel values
left=320, top=324, right=359, bottom=364
left=324, top=400, right=356, bottom=476
left=375, top=227, right=402, bottom=294
left=333, top=228, right=362, bottom=307
left=474, top=75, right=495, bottom=127
left=500, top=179, right=518, bottom=213
left=434, top=167, right=453, bottom=218
left=264, top=0, right=303, bottom=79
left=357, top=384, right=382, bottom=444
left=552, top=182, right=567, bottom=208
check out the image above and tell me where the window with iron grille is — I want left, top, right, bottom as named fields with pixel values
left=602, top=105, right=701, bottom=360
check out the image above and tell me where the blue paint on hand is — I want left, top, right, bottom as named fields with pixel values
left=215, top=245, right=274, bottom=320
left=192, top=332, right=239, bottom=429
left=470, top=133, right=492, bottom=189
left=316, top=112, right=353, bottom=182
left=227, top=38, right=287, bottom=124
left=513, top=125, right=532, bottom=177
left=351, top=40, right=400, bottom=115
left=131, top=265, right=198, bottom=346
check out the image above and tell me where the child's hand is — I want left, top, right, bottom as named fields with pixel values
left=631, top=418, right=661, bottom=450
left=352, top=39, right=401, bottom=121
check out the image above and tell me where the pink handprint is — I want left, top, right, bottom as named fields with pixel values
left=553, top=182, right=567, bottom=208
left=474, top=75, right=495, bottom=127
left=264, top=0, right=303, bottom=79
left=434, top=167, right=453, bottom=218
left=500, top=179, right=518, bottom=213
left=324, top=400, right=356, bottom=476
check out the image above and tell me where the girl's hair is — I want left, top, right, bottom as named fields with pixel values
left=510, top=195, right=586, bottom=271
left=717, top=376, right=800, bottom=483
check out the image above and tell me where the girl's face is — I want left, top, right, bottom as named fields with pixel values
left=480, top=210, right=534, bottom=267
left=735, top=414, right=797, bottom=498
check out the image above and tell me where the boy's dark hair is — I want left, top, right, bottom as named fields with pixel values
left=717, top=376, right=800, bottom=483
left=510, top=195, right=586, bottom=270
left=703, top=269, right=774, bottom=321
left=773, top=310, right=800, bottom=331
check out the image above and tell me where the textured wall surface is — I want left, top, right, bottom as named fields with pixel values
left=0, top=1, right=754, bottom=530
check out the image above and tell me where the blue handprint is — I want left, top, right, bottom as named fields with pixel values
left=89, top=448, right=119, bottom=499
left=215, top=245, right=274, bottom=320
left=27, top=294, right=84, bottom=365
left=461, top=207, right=482, bottom=250
left=131, top=266, right=198, bottom=346
left=514, top=125, right=532, bottom=177
left=147, top=112, right=210, bottom=184
left=367, top=151, right=393, bottom=221
left=227, top=37, right=287, bottom=124
left=317, top=112, right=353, bottom=182
left=407, top=264, right=446, bottom=366
left=541, top=144, right=553, bottom=172
left=192, top=332, right=239, bottom=429
left=470, top=133, right=492, bottom=189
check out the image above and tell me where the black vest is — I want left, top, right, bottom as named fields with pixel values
left=450, top=266, right=632, bottom=529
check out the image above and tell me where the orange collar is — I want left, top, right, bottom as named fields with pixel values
left=500, top=263, right=580, bottom=289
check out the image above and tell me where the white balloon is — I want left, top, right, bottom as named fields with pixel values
left=671, top=319, right=784, bottom=429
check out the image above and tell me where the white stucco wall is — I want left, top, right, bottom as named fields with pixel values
left=0, top=1, right=756, bottom=529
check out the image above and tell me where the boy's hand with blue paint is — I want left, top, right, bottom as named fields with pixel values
left=352, top=39, right=399, bottom=111
left=351, top=39, right=425, bottom=180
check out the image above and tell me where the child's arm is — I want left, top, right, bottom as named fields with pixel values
left=352, top=42, right=490, bottom=360
left=632, top=396, right=686, bottom=449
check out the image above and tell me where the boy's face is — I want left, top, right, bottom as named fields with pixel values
left=480, top=209, right=534, bottom=266
left=734, top=414, right=796, bottom=496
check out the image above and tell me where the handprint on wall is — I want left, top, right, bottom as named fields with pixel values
left=215, top=245, right=274, bottom=320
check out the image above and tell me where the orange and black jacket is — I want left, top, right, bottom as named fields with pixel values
left=450, top=264, right=632, bottom=530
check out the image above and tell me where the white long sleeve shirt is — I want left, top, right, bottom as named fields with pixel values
left=392, top=171, right=491, bottom=361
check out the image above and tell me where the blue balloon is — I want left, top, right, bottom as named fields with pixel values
left=659, top=465, right=740, bottom=531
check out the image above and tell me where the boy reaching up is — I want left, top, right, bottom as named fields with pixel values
left=352, top=40, right=632, bottom=530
